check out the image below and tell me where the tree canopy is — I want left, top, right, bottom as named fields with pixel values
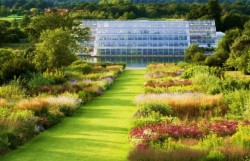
left=34, top=28, right=78, bottom=71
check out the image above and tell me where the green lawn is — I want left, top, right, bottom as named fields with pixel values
left=0, top=69, right=145, bottom=161
left=0, top=15, right=23, bottom=21
left=0, top=43, right=31, bottom=52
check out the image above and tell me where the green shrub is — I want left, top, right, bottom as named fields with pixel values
left=3, top=132, right=20, bottom=149
left=47, top=109, right=64, bottom=126
left=162, top=138, right=184, bottom=151
left=9, top=110, right=34, bottom=122
left=206, top=150, right=225, bottom=161
left=90, top=62, right=126, bottom=69
left=182, top=65, right=210, bottom=79
left=223, top=90, right=250, bottom=117
left=43, top=69, right=66, bottom=84
left=58, top=106, right=75, bottom=116
left=144, top=85, right=203, bottom=94
left=177, top=61, right=189, bottom=68
left=132, top=112, right=164, bottom=128
left=0, top=80, right=26, bottom=99
left=28, top=73, right=54, bottom=89
left=144, top=86, right=167, bottom=94
left=182, top=66, right=224, bottom=79
left=0, top=134, right=9, bottom=154
left=167, top=85, right=203, bottom=93
left=0, top=49, right=13, bottom=70
left=83, top=73, right=103, bottom=80
left=77, top=91, right=93, bottom=103
left=0, top=57, right=36, bottom=82
left=243, top=101, right=250, bottom=118
left=70, top=60, right=87, bottom=66
left=0, top=108, right=11, bottom=118
left=232, top=125, right=250, bottom=149
left=136, top=104, right=173, bottom=117
left=0, top=119, right=25, bottom=153
left=73, top=64, right=92, bottom=74
left=70, top=60, right=92, bottom=74
left=197, top=134, right=224, bottom=150
left=191, top=73, right=221, bottom=94
left=221, top=77, right=250, bottom=92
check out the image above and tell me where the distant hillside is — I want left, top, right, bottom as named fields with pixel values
left=0, top=0, right=243, bottom=6
left=130, top=0, right=235, bottom=3
left=49, top=0, right=242, bottom=3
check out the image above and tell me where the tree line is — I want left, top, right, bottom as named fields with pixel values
left=1, top=1, right=250, bottom=31
left=1, top=0, right=250, bottom=76
left=185, top=20, right=250, bottom=74
left=0, top=13, right=90, bottom=83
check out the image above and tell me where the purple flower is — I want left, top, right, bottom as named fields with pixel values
left=97, top=89, right=104, bottom=95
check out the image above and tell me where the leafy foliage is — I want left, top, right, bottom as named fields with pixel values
left=0, top=56, right=36, bottom=82
left=34, top=28, right=77, bottom=71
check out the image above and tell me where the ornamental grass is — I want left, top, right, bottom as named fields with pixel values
left=0, top=99, right=8, bottom=108
left=128, top=147, right=208, bottom=161
left=106, top=65, right=123, bottom=71
left=45, top=95, right=81, bottom=116
left=135, top=93, right=226, bottom=118
left=14, top=98, right=49, bottom=116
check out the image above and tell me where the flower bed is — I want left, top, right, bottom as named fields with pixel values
left=129, top=63, right=250, bottom=161
left=0, top=61, right=124, bottom=154
left=131, top=120, right=250, bottom=142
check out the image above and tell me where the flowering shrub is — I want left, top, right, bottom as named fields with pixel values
left=144, top=85, right=203, bottom=94
left=144, top=79, right=192, bottom=88
left=130, top=120, right=250, bottom=144
left=45, top=94, right=81, bottom=116
left=131, top=122, right=203, bottom=143
left=130, top=63, right=250, bottom=161
left=35, top=117, right=49, bottom=128
left=209, top=121, right=239, bottom=136
left=0, top=62, right=123, bottom=155
left=145, top=71, right=180, bottom=78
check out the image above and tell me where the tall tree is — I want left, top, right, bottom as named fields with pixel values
left=20, top=14, right=31, bottom=28
left=184, top=44, right=205, bottom=63
left=12, top=19, right=19, bottom=28
left=225, top=22, right=250, bottom=73
left=34, top=28, right=78, bottom=71
left=207, top=28, right=242, bottom=66
left=27, top=13, right=75, bottom=41
left=208, top=0, right=222, bottom=31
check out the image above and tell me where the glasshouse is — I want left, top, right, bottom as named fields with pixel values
left=80, top=20, right=222, bottom=66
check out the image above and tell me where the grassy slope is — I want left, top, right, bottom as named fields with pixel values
left=0, top=69, right=145, bottom=161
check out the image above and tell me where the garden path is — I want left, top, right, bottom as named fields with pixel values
left=1, top=69, right=145, bottom=161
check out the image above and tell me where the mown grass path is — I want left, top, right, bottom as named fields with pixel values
left=1, top=69, right=145, bottom=161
